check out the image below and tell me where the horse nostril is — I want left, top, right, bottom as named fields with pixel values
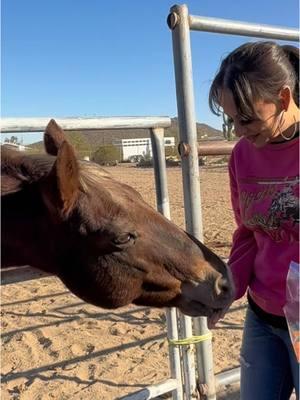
left=215, top=276, right=230, bottom=297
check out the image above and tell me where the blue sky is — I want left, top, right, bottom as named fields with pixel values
left=2, top=0, right=299, bottom=144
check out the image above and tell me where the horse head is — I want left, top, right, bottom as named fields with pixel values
left=1, top=119, right=234, bottom=317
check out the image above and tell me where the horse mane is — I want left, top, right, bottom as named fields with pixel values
left=78, top=161, right=111, bottom=192
left=1, top=147, right=55, bottom=195
left=1, top=146, right=111, bottom=197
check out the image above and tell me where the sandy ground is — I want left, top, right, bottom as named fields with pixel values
left=1, top=164, right=247, bottom=399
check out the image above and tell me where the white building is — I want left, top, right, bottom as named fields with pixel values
left=1, top=143, right=32, bottom=151
left=113, top=137, right=175, bottom=162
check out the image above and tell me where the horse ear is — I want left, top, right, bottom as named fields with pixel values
left=44, top=119, right=67, bottom=156
left=43, top=141, right=81, bottom=218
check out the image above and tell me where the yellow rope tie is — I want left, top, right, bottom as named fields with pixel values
left=168, top=332, right=212, bottom=346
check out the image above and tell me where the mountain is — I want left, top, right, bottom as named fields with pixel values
left=66, top=118, right=223, bottom=146
left=30, top=118, right=223, bottom=152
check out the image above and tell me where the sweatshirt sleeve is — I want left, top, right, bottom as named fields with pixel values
left=228, top=150, right=257, bottom=300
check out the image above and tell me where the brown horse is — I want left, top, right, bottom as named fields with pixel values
left=1, top=120, right=234, bottom=317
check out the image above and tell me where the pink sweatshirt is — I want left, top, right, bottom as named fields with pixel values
left=229, top=136, right=299, bottom=316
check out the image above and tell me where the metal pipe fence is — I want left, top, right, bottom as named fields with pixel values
left=0, top=116, right=171, bottom=133
left=167, top=3, right=299, bottom=400
left=188, top=15, right=299, bottom=41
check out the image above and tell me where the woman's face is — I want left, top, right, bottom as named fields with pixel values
left=220, top=89, right=282, bottom=148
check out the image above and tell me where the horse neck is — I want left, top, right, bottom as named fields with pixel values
left=2, top=186, right=57, bottom=272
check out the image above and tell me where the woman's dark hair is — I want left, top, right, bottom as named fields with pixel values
left=209, top=41, right=299, bottom=119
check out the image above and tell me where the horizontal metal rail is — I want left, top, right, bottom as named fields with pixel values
left=189, top=15, right=299, bottom=41
left=0, top=116, right=172, bottom=133
left=178, top=140, right=236, bottom=157
left=119, top=378, right=178, bottom=400
left=1, top=266, right=51, bottom=285
left=197, top=140, right=235, bottom=156
left=215, top=367, right=241, bottom=388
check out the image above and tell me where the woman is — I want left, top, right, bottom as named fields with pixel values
left=208, top=41, right=299, bottom=399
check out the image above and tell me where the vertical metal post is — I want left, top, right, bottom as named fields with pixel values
left=193, top=318, right=216, bottom=399
left=166, top=309, right=184, bottom=400
left=150, top=128, right=171, bottom=219
left=168, top=4, right=203, bottom=239
left=168, top=4, right=216, bottom=399
left=150, top=128, right=183, bottom=400
left=178, top=314, right=197, bottom=398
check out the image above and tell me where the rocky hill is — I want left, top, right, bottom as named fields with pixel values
left=30, top=118, right=223, bottom=152
left=68, top=118, right=223, bottom=147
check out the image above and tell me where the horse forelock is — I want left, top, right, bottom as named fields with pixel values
left=78, top=161, right=111, bottom=192
left=77, top=161, right=146, bottom=229
left=78, top=161, right=143, bottom=204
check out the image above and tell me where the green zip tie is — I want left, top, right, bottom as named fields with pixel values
left=168, top=332, right=212, bottom=346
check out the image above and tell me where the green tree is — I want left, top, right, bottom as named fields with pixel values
left=92, top=145, right=120, bottom=165
left=165, top=145, right=178, bottom=158
left=222, top=113, right=235, bottom=141
left=5, top=135, right=20, bottom=144
left=66, top=132, right=91, bottom=158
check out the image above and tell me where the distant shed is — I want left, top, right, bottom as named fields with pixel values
left=113, top=137, right=175, bottom=161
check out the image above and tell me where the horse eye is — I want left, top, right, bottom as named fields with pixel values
left=113, top=233, right=135, bottom=246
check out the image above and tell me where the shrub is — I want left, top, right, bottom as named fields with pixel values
left=165, top=146, right=178, bottom=158
left=66, top=132, right=91, bottom=159
left=136, top=155, right=153, bottom=168
left=92, top=145, right=120, bottom=166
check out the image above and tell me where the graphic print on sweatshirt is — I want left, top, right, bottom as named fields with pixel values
left=239, top=175, right=299, bottom=243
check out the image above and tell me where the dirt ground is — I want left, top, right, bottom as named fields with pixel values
left=1, top=164, right=247, bottom=399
